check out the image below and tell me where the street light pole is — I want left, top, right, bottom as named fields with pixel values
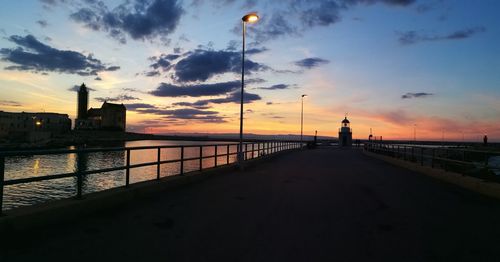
left=238, top=13, right=259, bottom=167
left=300, top=94, right=307, bottom=147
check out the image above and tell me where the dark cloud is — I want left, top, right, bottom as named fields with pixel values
left=122, top=87, right=144, bottom=93
left=171, top=101, right=211, bottom=110
left=127, top=103, right=226, bottom=123
left=247, top=78, right=266, bottom=84
left=94, top=95, right=141, bottom=103
left=341, top=0, right=415, bottom=6
left=401, top=92, right=434, bottom=99
left=0, top=35, right=119, bottom=75
left=144, top=53, right=181, bottom=76
left=70, top=0, right=183, bottom=44
left=94, top=76, right=102, bottom=81
left=245, top=47, right=269, bottom=55
left=150, top=81, right=241, bottom=97
left=398, top=27, right=486, bottom=45
left=258, top=84, right=293, bottom=90
left=123, top=103, right=156, bottom=110
left=37, top=20, right=49, bottom=27
left=144, top=48, right=270, bottom=80
left=294, top=57, right=330, bottom=69
left=227, top=0, right=415, bottom=44
left=244, top=13, right=300, bottom=43
left=68, top=84, right=96, bottom=92
left=145, top=70, right=160, bottom=77
left=0, top=100, right=22, bottom=107
left=39, top=0, right=66, bottom=5
left=173, top=48, right=269, bottom=82
left=300, top=0, right=341, bottom=27
left=173, top=91, right=261, bottom=108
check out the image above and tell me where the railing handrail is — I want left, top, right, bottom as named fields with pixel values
left=364, top=142, right=499, bottom=179
left=0, top=140, right=306, bottom=157
left=365, top=143, right=500, bottom=155
left=0, top=141, right=304, bottom=214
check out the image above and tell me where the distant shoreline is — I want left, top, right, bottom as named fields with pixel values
left=0, top=131, right=306, bottom=151
left=0, top=130, right=498, bottom=151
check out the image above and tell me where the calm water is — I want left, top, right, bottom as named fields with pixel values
left=2, top=140, right=245, bottom=210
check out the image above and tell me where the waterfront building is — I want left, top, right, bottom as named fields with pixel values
left=74, top=83, right=126, bottom=131
left=0, top=111, right=71, bottom=142
left=338, top=116, right=353, bottom=147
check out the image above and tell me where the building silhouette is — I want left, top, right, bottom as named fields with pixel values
left=74, top=83, right=126, bottom=131
left=77, top=83, right=88, bottom=120
left=0, top=111, right=71, bottom=142
left=338, top=116, right=352, bottom=147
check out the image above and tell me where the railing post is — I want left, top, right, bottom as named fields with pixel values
left=76, top=149, right=87, bottom=199
left=125, top=148, right=131, bottom=187
left=199, top=146, right=203, bottom=171
left=431, top=148, right=435, bottom=168
left=257, top=143, right=260, bottom=157
left=420, top=147, right=424, bottom=166
left=180, top=146, right=184, bottom=175
left=0, top=155, right=5, bottom=216
left=245, top=144, right=248, bottom=160
left=411, top=147, right=415, bottom=162
left=252, top=143, right=255, bottom=159
left=157, top=148, right=161, bottom=180
left=215, top=145, right=218, bottom=167
left=227, top=144, right=230, bottom=164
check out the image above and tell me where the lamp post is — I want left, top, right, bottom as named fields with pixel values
left=300, top=94, right=307, bottom=147
left=238, top=13, right=259, bottom=166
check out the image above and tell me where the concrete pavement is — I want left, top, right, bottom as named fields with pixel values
left=2, top=147, right=500, bottom=261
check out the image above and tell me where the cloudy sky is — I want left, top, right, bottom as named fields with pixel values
left=0, top=0, right=499, bottom=141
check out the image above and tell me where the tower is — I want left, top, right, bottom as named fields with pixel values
left=77, top=83, right=88, bottom=120
left=338, top=115, right=352, bottom=147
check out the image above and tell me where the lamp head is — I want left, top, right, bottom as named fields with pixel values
left=242, top=13, right=259, bottom=23
left=302, top=94, right=307, bottom=98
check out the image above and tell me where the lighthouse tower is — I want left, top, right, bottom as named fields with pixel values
left=338, top=115, right=352, bottom=147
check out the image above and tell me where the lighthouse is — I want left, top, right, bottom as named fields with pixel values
left=338, top=115, right=352, bottom=147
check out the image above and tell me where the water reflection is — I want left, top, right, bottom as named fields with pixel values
left=2, top=140, right=236, bottom=210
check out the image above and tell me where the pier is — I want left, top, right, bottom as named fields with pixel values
left=2, top=147, right=500, bottom=261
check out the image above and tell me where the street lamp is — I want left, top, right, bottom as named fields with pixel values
left=301, top=94, right=307, bottom=147
left=238, top=12, right=259, bottom=167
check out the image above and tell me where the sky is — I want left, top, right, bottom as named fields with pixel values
left=0, top=0, right=499, bottom=141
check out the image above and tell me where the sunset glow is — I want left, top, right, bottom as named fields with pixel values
left=0, top=0, right=499, bottom=141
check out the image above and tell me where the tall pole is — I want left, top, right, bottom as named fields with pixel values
left=300, top=94, right=306, bottom=147
left=301, top=96, right=304, bottom=145
left=238, top=20, right=246, bottom=166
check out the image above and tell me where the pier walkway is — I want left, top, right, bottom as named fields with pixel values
left=2, top=148, right=500, bottom=261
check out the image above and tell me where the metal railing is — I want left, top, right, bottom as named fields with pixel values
left=0, top=141, right=302, bottom=215
left=364, top=143, right=500, bottom=181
